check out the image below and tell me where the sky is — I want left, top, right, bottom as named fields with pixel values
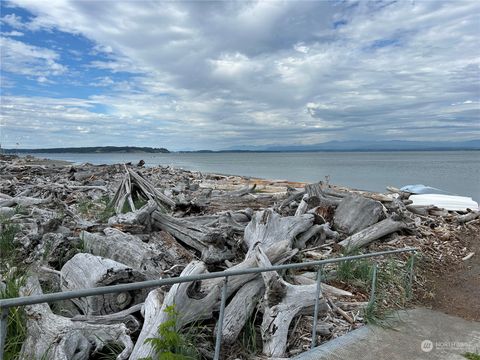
left=0, top=0, right=479, bottom=151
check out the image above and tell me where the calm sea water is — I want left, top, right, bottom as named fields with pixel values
left=27, top=151, right=480, bottom=201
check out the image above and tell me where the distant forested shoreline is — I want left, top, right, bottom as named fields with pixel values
left=2, top=146, right=170, bottom=154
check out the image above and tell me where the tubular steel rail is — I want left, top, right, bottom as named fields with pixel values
left=0, top=247, right=417, bottom=360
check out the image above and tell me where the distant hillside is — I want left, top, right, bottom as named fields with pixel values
left=223, top=140, right=480, bottom=152
left=2, top=146, right=170, bottom=154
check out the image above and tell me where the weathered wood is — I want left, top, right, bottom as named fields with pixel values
left=111, top=168, right=175, bottom=215
left=20, top=276, right=134, bottom=360
left=221, top=278, right=264, bottom=345
left=0, top=207, right=15, bottom=217
left=295, top=193, right=309, bottom=216
left=130, top=261, right=220, bottom=360
left=61, top=253, right=148, bottom=315
left=133, top=209, right=313, bottom=357
left=457, top=211, right=480, bottom=224
left=223, top=184, right=257, bottom=197
left=305, top=184, right=342, bottom=207
left=295, top=223, right=339, bottom=249
left=200, top=240, right=298, bottom=299
left=128, top=168, right=176, bottom=208
left=334, top=195, right=385, bottom=234
left=71, top=303, right=143, bottom=333
left=244, top=209, right=314, bottom=250
left=277, top=190, right=305, bottom=211
left=38, top=232, right=82, bottom=269
left=338, top=216, right=410, bottom=250
left=185, top=210, right=252, bottom=236
left=0, top=195, right=52, bottom=207
left=107, top=199, right=157, bottom=227
left=256, top=246, right=328, bottom=357
left=82, top=227, right=194, bottom=278
left=152, top=211, right=234, bottom=264
left=184, top=209, right=253, bottom=226
left=407, top=204, right=440, bottom=216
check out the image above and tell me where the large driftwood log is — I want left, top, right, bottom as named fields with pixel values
left=333, top=195, right=386, bottom=234
left=81, top=228, right=193, bottom=279
left=185, top=208, right=253, bottom=226
left=132, top=209, right=314, bottom=358
left=277, top=190, right=305, bottom=211
left=295, top=223, right=339, bottom=249
left=152, top=211, right=234, bottom=264
left=222, top=184, right=257, bottom=197
left=20, top=276, right=134, bottom=360
left=107, top=199, right=157, bottom=229
left=338, top=216, right=410, bottom=250
left=0, top=195, right=52, bottom=207
left=61, top=253, right=147, bottom=315
left=305, top=183, right=341, bottom=206
left=256, top=247, right=330, bottom=357
left=185, top=209, right=253, bottom=235
left=217, top=211, right=317, bottom=353
left=71, top=303, right=143, bottom=333
left=130, top=261, right=220, bottom=360
left=221, top=278, right=265, bottom=345
left=294, top=194, right=310, bottom=216
left=406, top=204, right=447, bottom=216
left=244, top=209, right=314, bottom=250
left=111, top=167, right=175, bottom=215
left=458, top=211, right=480, bottom=224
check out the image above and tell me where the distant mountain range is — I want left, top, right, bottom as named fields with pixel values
left=2, top=140, right=479, bottom=154
left=2, top=146, right=170, bottom=154
left=219, top=140, right=480, bottom=152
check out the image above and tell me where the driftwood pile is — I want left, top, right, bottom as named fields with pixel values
left=0, top=154, right=478, bottom=359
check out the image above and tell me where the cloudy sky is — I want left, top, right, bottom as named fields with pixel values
left=0, top=0, right=479, bottom=150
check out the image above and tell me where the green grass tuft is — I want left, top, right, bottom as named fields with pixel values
left=141, top=304, right=200, bottom=360
left=0, top=218, right=20, bottom=264
left=463, top=352, right=480, bottom=360
left=0, top=268, right=27, bottom=360
left=240, top=308, right=261, bottom=355
left=336, top=249, right=374, bottom=286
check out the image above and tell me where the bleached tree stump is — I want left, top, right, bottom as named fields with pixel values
left=152, top=211, right=235, bottom=264
left=20, top=276, right=134, bottom=360
left=255, top=246, right=351, bottom=357
left=81, top=227, right=193, bottom=279
left=130, top=261, right=220, bottom=360
left=131, top=208, right=315, bottom=359
left=60, top=253, right=147, bottom=315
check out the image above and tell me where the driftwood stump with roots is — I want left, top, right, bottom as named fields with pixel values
left=130, top=209, right=350, bottom=358
left=19, top=276, right=134, bottom=360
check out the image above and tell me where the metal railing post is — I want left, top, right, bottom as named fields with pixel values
left=214, top=276, right=229, bottom=360
left=407, top=252, right=416, bottom=299
left=311, top=265, right=323, bottom=349
left=0, top=307, right=8, bottom=360
left=368, top=264, right=378, bottom=307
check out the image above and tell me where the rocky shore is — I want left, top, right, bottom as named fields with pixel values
left=0, top=154, right=478, bottom=359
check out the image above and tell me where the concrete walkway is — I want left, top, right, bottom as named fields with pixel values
left=293, top=308, right=480, bottom=360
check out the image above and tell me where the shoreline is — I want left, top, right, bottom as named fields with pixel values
left=1, top=153, right=478, bottom=359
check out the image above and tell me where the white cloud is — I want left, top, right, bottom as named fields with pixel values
left=1, top=0, right=479, bottom=148
left=0, top=30, right=24, bottom=36
left=0, top=36, right=67, bottom=81
left=1, top=13, right=24, bottom=28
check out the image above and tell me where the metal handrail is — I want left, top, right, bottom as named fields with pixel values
left=0, top=247, right=417, bottom=359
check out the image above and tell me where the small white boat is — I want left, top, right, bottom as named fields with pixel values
left=400, top=184, right=451, bottom=195
left=410, top=194, right=479, bottom=211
